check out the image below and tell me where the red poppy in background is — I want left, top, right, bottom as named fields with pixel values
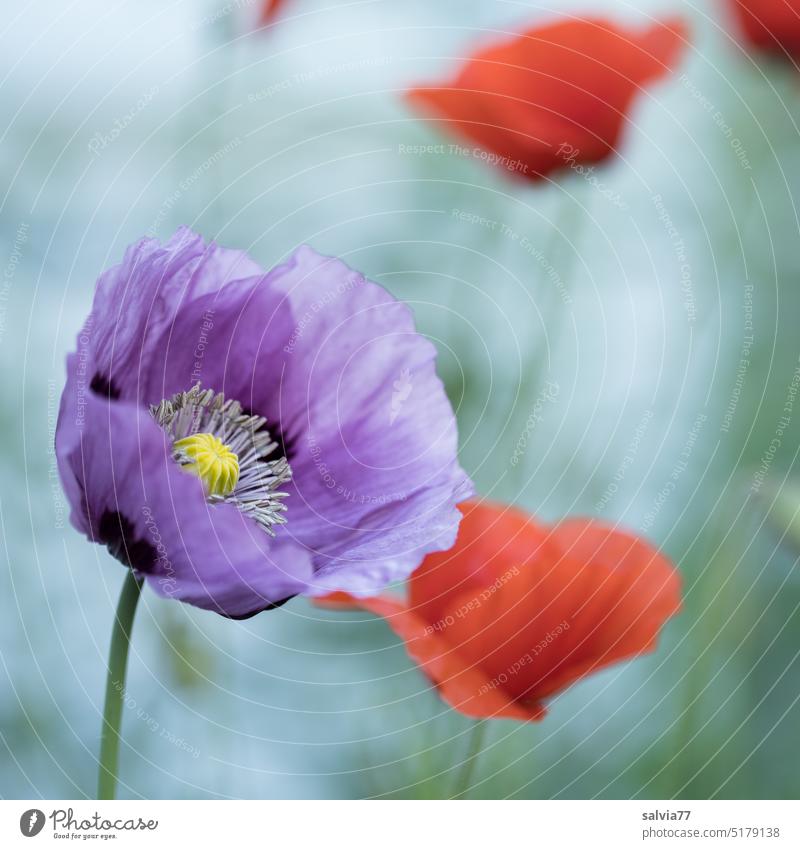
left=259, top=0, right=288, bottom=26
left=728, top=0, right=800, bottom=58
left=321, top=501, right=681, bottom=721
left=406, top=17, right=688, bottom=181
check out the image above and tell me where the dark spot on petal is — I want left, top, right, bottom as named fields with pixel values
left=241, top=407, right=295, bottom=462
left=90, top=372, right=121, bottom=400
left=224, top=595, right=296, bottom=620
left=267, top=424, right=296, bottom=463
left=98, top=510, right=156, bottom=573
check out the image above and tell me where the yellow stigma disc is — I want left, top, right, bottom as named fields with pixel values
left=173, top=433, right=239, bottom=498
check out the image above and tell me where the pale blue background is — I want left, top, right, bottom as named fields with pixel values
left=2, top=0, right=799, bottom=798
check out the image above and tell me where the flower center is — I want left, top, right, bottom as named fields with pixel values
left=173, top=432, right=240, bottom=497
left=150, top=384, right=292, bottom=536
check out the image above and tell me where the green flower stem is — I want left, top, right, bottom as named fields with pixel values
left=451, top=720, right=488, bottom=799
left=98, top=569, right=143, bottom=800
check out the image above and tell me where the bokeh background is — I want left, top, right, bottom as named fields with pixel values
left=2, top=0, right=800, bottom=799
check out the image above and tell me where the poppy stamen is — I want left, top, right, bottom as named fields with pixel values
left=173, top=433, right=240, bottom=497
left=151, top=383, right=292, bottom=535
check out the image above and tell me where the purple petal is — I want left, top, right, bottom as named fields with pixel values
left=56, top=392, right=313, bottom=617
left=83, top=227, right=264, bottom=404
left=263, top=246, right=473, bottom=593
left=144, top=270, right=295, bottom=413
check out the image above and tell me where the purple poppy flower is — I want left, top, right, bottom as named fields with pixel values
left=56, top=227, right=472, bottom=618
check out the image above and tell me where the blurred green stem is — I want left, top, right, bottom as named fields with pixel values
left=98, top=569, right=142, bottom=800
left=510, top=187, right=587, bottom=489
left=451, top=720, right=488, bottom=799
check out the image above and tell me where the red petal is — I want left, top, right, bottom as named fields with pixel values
left=319, top=586, right=547, bottom=721
left=428, top=517, right=681, bottom=710
left=408, top=500, right=555, bottom=629
left=318, top=506, right=681, bottom=722
left=406, top=17, right=688, bottom=180
left=729, top=0, right=800, bottom=57
left=258, top=0, right=288, bottom=26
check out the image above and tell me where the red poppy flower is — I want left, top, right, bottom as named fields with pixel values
left=258, top=0, right=288, bottom=26
left=728, top=1, right=800, bottom=58
left=405, top=17, right=688, bottom=181
left=320, top=501, right=681, bottom=721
